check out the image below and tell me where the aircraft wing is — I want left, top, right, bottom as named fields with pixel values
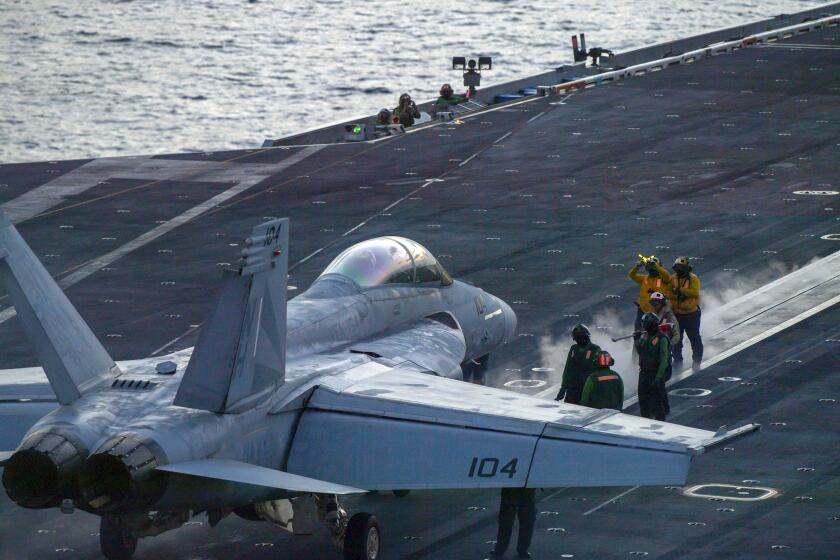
left=286, top=366, right=758, bottom=490
left=348, top=316, right=466, bottom=379
left=0, top=366, right=58, bottom=452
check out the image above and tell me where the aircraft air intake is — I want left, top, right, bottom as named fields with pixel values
left=77, top=433, right=168, bottom=512
left=1, top=431, right=86, bottom=509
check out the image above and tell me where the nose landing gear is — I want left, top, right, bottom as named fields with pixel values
left=462, top=354, right=490, bottom=384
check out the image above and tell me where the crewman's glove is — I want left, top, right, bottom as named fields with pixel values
left=656, top=377, right=666, bottom=391
left=555, top=388, right=566, bottom=401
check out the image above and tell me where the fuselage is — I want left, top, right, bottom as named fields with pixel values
left=4, top=264, right=516, bottom=513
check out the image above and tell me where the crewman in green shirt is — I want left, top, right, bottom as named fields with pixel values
left=436, top=83, right=467, bottom=106
left=555, top=324, right=601, bottom=405
left=580, top=351, right=624, bottom=411
left=635, top=312, right=671, bottom=420
left=392, top=93, right=420, bottom=127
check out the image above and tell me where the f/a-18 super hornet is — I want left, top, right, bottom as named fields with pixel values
left=0, top=210, right=757, bottom=560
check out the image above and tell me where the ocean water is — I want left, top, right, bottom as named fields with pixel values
left=0, top=0, right=826, bottom=163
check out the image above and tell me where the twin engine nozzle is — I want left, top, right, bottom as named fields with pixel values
left=77, top=433, right=168, bottom=512
left=3, top=431, right=167, bottom=512
left=2, top=431, right=85, bottom=508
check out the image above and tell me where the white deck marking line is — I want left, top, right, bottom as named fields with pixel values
left=759, top=43, right=840, bottom=50
left=527, top=111, right=546, bottom=123
left=0, top=146, right=324, bottom=326
left=2, top=156, right=152, bottom=224
left=458, top=150, right=485, bottom=167
left=711, top=271, right=840, bottom=337
left=670, top=292, right=840, bottom=384
left=149, top=325, right=201, bottom=357
left=540, top=487, right=569, bottom=501
left=494, top=131, right=513, bottom=143
left=582, top=486, right=640, bottom=516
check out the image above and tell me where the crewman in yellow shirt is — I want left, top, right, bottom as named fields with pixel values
left=628, top=256, right=671, bottom=334
left=668, top=256, right=703, bottom=371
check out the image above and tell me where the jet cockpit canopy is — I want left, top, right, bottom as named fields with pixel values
left=320, top=237, right=452, bottom=288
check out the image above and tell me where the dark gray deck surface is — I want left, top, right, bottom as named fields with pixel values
left=1, top=13, right=839, bottom=560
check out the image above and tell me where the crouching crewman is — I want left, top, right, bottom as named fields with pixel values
left=580, top=351, right=625, bottom=411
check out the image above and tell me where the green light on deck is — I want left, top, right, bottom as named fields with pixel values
left=352, top=125, right=362, bottom=134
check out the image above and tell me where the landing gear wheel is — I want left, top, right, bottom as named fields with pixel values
left=392, top=490, right=410, bottom=497
left=100, top=516, right=138, bottom=560
left=344, top=513, right=380, bottom=560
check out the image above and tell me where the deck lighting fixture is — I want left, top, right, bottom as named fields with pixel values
left=452, top=56, right=492, bottom=97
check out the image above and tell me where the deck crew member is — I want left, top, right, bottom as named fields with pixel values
left=629, top=256, right=672, bottom=333
left=376, top=108, right=391, bottom=125
left=373, top=108, right=393, bottom=138
left=392, top=93, right=420, bottom=127
left=635, top=312, right=670, bottom=421
left=555, top=324, right=601, bottom=405
left=580, top=351, right=624, bottom=411
left=648, top=291, right=679, bottom=414
left=436, top=83, right=467, bottom=106
left=648, top=291, right=680, bottom=349
left=669, top=256, right=703, bottom=371
left=490, top=487, right=536, bottom=559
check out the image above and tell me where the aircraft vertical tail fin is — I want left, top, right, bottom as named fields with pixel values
left=0, top=210, right=119, bottom=405
left=174, top=218, right=288, bottom=413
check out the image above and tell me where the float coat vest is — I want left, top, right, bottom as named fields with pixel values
left=561, top=343, right=602, bottom=390
left=580, top=368, right=624, bottom=410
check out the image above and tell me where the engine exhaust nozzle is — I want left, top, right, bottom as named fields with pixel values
left=78, top=433, right=167, bottom=512
left=2, top=431, right=85, bottom=508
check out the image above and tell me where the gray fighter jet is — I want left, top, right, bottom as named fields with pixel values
left=0, top=211, right=757, bottom=560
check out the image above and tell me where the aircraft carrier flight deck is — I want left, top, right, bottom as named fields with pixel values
left=1, top=4, right=839, bottom=559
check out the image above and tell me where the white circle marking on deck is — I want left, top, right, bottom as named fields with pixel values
left=504, top=379, right=548, bottom=389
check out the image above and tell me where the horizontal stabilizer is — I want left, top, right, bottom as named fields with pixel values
left=158, top=459, right=365, bottom=495
left=0, top=209, right=118, bottom=405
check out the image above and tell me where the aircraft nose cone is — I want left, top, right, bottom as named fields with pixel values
left=498, top=298, right=517, bottom=342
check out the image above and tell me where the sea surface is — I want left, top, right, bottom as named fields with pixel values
left=0, top=0, right=826, bottom=163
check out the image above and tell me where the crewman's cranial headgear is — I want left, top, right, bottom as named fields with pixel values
left=597, top=351, right=614, bottom=368
left=649, top=291, right=666, bottom=305
left=641, top=312, right=659, bottom=332
left=673, top=256, right=691, bottom=273
left=571, top=323, right=591, bottom=345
